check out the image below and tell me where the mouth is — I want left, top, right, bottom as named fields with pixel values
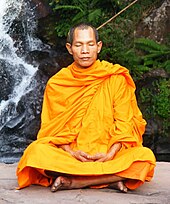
left=81, top=57, right=90, bottom=61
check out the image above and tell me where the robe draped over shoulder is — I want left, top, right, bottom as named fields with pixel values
left=17, top=60, right=156, bottom=189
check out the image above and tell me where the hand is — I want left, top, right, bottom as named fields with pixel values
left=59, top=143, right=121, bottom=162
left=87, top=152, right=116, bottom=162
left=70, top=150, right=94, bottom=162
left=87, top=142, right=122, bottom=162
left=58, top=144, right=93, bottom=162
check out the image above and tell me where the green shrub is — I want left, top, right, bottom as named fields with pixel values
left=139, top=79, right=170, bottom=137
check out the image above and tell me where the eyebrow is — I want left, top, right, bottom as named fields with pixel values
left=74, top=40, right=96, bottom=44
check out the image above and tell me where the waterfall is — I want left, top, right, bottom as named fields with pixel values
left=0, top=0, right=43, bottom=131
left=0, top=0, right=49, bottom=163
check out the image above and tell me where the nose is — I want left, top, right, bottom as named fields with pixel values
left=81, top=45, right=89, bottom=54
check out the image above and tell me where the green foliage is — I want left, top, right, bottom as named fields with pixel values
left=49, top=0, right=117, bottom=37
left=102, top=37, right=170, bottom=80
left=139, top=79, right=170, bottom=136
left=134, top=38, right=170, bottom=73
left=51, top=5, right=83, bottom=12
left=134, top=38, right=170, bottom=78
left=131, top=38, right=170, bottom=137
left=135, top=38, right=169, bottom=52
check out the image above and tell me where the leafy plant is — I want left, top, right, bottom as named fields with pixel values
left=109, top=37, right=170, bottom=80
left=134, top=38, right=170, bottom=72
left=139, top=79, right=170, bottom=137
left=49, top=0, right=119, bottom=37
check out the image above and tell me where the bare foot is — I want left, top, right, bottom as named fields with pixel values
left=108, top=181, right=128, bottom=193
left=50, top=176, right=127, bottom=193
left=51, top=176, right=72, bottom=192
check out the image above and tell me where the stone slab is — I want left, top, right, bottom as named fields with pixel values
left=0, top=162, right=170, bottom=204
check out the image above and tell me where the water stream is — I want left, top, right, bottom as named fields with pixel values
left=0, top=0, right=48, bottom=163
left=0, top=0, right=43, bottom=131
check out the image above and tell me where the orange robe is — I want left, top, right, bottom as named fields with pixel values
left=16, top=60, right=156, bottom=189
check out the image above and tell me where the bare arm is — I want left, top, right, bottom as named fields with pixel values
left=108, top=142, right=122, bottom=157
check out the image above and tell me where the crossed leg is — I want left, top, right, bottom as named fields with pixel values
left=45, top=171, right=127, bottom=193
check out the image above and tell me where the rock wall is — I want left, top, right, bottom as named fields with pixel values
left=135, top=0, right=170, bottom=43
left=0, top=0, right=169, bottom=163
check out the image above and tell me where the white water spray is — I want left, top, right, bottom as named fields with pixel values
left=0, top=0, right=43, bottom=130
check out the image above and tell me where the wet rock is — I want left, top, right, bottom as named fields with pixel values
left=142, top=68, right=169, bottom=79
left=30, top=0, right=52, bottom=19
left=0, top=68, right=49, bottom=161
left=25, top=50, right=52, bottom=67
left=25, top=50, right=61, bottom=77
left=0, top=60, right=15, bottom=101
left=135, top=0, right=170, bottom=43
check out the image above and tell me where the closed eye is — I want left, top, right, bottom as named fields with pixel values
left=75, top=43, right=82, bottom=47
left=89, top=43, right=95, bottom=46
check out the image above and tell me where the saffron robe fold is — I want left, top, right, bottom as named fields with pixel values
left=16, top=60, right=156, bottom=189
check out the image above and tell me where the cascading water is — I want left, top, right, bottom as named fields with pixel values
left=0, top=0, right=48, bottom=163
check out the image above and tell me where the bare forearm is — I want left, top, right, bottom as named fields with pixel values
left=59, top=144, right=74, bottom=155
left=108, top=142, right=122, bottom=155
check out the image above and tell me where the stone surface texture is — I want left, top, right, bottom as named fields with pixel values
left=0, top=162, right=170, bottom=204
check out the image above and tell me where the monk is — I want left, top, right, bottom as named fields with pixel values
left=16, top=23, right=156, bottom=193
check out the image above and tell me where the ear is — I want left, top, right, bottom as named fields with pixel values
left=66, top=43, right=73, bottom=55
left=97, top=41, right=102, bottom=53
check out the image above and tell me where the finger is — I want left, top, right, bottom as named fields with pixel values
left=96, top=156, right=109, bottom=162
left=76, top=154, right=94, bottom=162
left=79, top=151, right=90, bottom=158
left=96, top=154, right=114, bottom=162
left=72, top=151, right=91, bottom=162
left=78, top=155, right=90, bottom=162
left=79, top=152, right=95, bottom=161
left=86, top=155, right=94, bottom=160
left=90, top=153, right=105, bottom=160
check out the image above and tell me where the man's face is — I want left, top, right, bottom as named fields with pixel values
left=66, top=27, right=102, bottom=69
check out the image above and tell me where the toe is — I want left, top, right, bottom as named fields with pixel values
left=117, top=181, right=128, bottom=193
left=51, top=177, right=62, bottom=192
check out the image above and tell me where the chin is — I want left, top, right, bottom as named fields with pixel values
left=80, top=61, right=94, bottom=68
